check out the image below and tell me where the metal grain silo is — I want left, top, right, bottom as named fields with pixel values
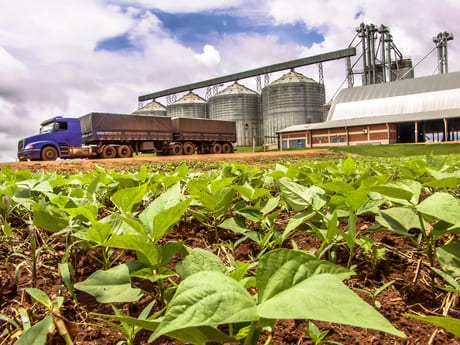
left=262, top=70, right=325, bottom=144
left=208, top=82, right=261, bottom=147
left=166, top=92, right=206, bottom=118
left=132, top=101, right=166, bottom=116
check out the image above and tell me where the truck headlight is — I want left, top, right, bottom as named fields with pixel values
left=25, top=144, right=34, bottom=149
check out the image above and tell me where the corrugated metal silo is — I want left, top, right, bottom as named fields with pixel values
left=166, top=92, right=206, bottom=118
left=208, top=82, right=261, bottom=146
left=132, top=101, right=167, bottom=116
left=262, top=70, right=325, bottom=144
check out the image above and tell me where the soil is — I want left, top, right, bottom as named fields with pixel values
left=0, top=150, right=459, bottom=345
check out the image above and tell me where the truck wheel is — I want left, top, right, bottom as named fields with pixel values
left=183, top=142, right=195, bottom=155
left=101, top=145, right=117, bottom=159
left=41, top=146, right=58, bottom=161
left=211, top=142, right=222, bottom=154
left=222, top=142, right=233, bottom=154
left=171, top=143, right=183, bottom=155
left=117, top=145, right=132, bottom=158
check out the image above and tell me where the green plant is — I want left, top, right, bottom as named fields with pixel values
left=301, top=321, right=343, bottom=345
left=353, top=280, right=395, bottom=308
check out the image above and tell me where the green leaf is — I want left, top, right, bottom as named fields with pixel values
left=176, top=248, right=228, bottom=279
left=87, top=221, right=113, bottom=245
left=111, top=182, right=149, bottom=214
left=74, top=263, right=143, bottom=303
left=257, top=274, right=405, bottom=338
left=376, top=208, right=421, bottom=236
left=151, top=199, right=192, bottom=241
left=436, top=242, right=460, bottom=278
left=370, top=185, right=413, bottom=202
left=150, top=271, right=258, bottom=341
left=58, top=263, right=78, bottom=304
left=257, top=249, right=353, bottom=303
left=26, top=288, right=52, bottom=310
left=415, top=193, right=460, bottom=225
left=340, top=156, right=355, bottom=175
left=403, top=314, right=460, bottom=337
left=219, top=217, right=248, bottom=234
left=32, top=203, right=69, bottom=233
left=15, top=315, right=52, bottom=345
left=1, top=220, right=12, bottom=237
left=277, top=178, right=326, bottom=211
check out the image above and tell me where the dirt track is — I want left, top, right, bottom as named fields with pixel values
left=0, top=149, right=342, bottom=173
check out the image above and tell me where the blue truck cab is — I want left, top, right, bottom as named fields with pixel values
left=17, top=117, right=83, bottom=161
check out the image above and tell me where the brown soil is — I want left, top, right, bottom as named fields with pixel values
left=1, top=150, right=459, bottom=345
left=1, top=149, right=340, bottom=173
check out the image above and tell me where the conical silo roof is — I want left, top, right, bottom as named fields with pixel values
left=216, top=82, right=258, bottom=96
left=270, top=70, right=317, bottom=85
left=134, top=100, right=166, bottom=112
left=173, top=91, right=206, bottom=104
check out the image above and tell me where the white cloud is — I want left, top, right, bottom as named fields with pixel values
left=195, top=45, right=221, bottom=66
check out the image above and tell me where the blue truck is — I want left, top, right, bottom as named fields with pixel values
left=17, top=113, right=236, bottom=161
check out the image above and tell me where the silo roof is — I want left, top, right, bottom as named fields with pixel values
left=135, top=100, right=166, bottom=112
left=270, top=70, right=317, bottom=85
left=172, top=91, right=206, bottom=104
left=215, top=82, right=258, bottom=96
left=328, top=71, right=460, bottom=121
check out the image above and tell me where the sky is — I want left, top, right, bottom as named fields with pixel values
left=1, top=0, right=459, bottom=162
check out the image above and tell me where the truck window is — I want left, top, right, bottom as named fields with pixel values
left=40, top=122, right=55, bottom=133
left=54, top=122, right=68, bottom=131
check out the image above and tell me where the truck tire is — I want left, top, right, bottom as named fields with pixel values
left=101, top=145, right=117, bottom=159
left=41, top=146, right=58, bottom=161
left=171, top=143, right=183, bottom=155
left=183, top=142, right=195, bottom=155
left=117, top=145, right=132, bottom=158
left=222, top=142, right=233, bottom=154
left=211, top=142, right=222, bottom=154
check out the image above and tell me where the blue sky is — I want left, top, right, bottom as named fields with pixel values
left=96, top=9, right=325, bottom=53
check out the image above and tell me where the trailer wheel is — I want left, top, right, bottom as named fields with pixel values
left=211, top=142, right=222, bottom=154
left=183, top=142, right=195, bottom=155
left=41, top=146, right=58, bottom=161
left=222, top=142, right=233, bottom=154
left=101, top=145, right=117, bottom=159
left=171, top=143, right=183, bottom=155
left=117, top=145, right=132, bottom=158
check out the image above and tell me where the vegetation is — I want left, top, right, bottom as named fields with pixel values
left=0, top=152, right=459, bottom=344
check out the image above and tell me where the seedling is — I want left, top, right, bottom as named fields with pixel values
left=301, top=321, right=343, bottom=345
left=353, top=280, right=395, bottom=309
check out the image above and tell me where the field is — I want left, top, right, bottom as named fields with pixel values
left=0, top=146, right=459, bottom=345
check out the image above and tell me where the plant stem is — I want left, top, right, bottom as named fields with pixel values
left=243, top=321, right=258, bottom=345
left=29, top=225, right=37, bottom=288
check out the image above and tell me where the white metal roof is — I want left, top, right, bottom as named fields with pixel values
left=327, top=71, right=460, bottom=121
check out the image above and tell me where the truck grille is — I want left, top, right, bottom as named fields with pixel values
left=18, top=140, right=24, bottom=151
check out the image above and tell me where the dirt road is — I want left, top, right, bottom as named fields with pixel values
left=1, top=149, right=342, bottom=173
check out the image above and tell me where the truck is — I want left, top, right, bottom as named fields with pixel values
left=17, top=113, right=236, bottom=161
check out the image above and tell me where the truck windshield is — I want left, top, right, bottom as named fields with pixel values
left=40, top=122, right=55, bottom=133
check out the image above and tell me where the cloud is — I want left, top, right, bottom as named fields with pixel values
left=195, top=45, right=221, bottom=66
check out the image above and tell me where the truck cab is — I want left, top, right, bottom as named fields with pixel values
left=17, top=117, right=83, bottom=161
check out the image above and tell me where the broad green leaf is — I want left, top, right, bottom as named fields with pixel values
left=105, top=235, right=159, bottom=267
left=63, top=205, right=98, bottom=221
left=32, top=203, right=69, bottom=232
left=257, top=274, right=405, bottom=338
left=370, top=185, right=413, bottom=202
left=2, top=220, right=12, bottom=237
left=111, top=182, right=148, bottom=213
left=340, top=156, right=355, bottom=175
left=74, top=262, right=143, bottom=303
left=322, top=181, right=355, bottom=195
left=403, top=314, right=460, bottom=337
left=376, top=208, right=421, bottom=236
left=176, top=248, right=228, bottom=279
left=26, top=288, right=52, bottom=310
left=284, top=210, right=315, bottom=238
left=257, top=248, right=352, bottom=303
left=15, top=315, right=52, bottom=345
left=424, top=177, right=459, bottom=189
left=151, top=199, right=192, bottom=241
left=415, top=193, right=460, bottom=225
left=219, top=217, right=248, bottom=234
left=88, top=221, right=113, bottom=245
left=260, top=196, right=280, bottom=215
left=436, top=242, right=460, bottom=278
left=277, top=178, right=326, bottom=211
left=157, top=242, right=184, bottom=267
left=431, top=267, right=460, bottom=290
left=150, top=271, right=258, bottom=341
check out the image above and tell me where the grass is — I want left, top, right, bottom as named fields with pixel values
left=330, top=142, right=460, bottom=157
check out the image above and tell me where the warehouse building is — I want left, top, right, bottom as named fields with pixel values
left=277, top=71, right=460, bottom=149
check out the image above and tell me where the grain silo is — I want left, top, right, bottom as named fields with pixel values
left=262, top=70, right=325, bottom=144
left=166, top=92, right=206, bottom=118
left=132, top=100, right=166, bottom=116
left=208, top=82, right=261, bottom=147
